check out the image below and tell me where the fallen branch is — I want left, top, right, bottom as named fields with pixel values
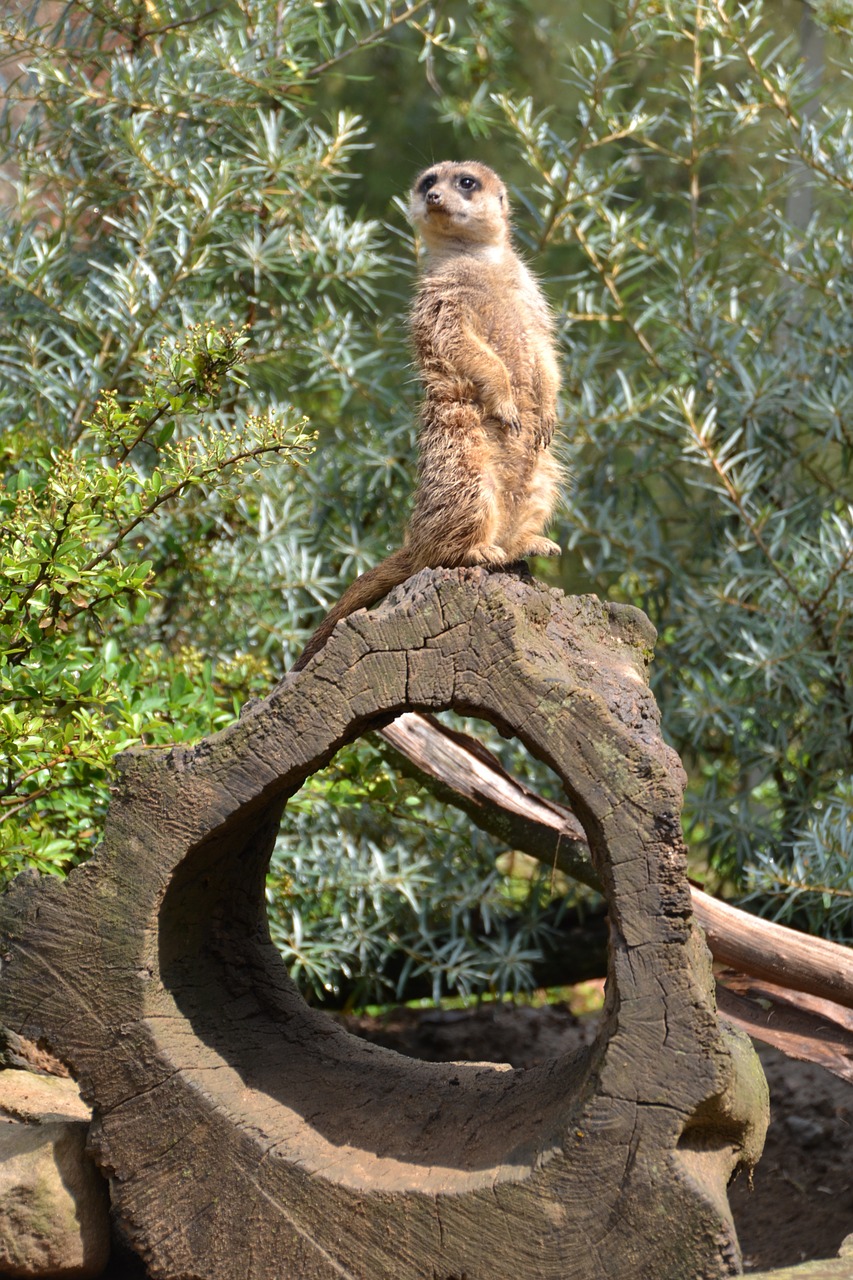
left=377, top=712, right=853, bottom=1014
left=714, top=973, right=853, bottom=1085
left=692, top=887, right=853, bottom=1013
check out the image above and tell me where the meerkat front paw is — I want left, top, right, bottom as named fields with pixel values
left=524, top=537, right=561, bottom=557
left=488, top=398, right=522, bottom=435
left=535, top=415, right=557, bottom=449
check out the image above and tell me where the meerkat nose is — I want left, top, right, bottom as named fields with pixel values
left=426, top=190, right=442, bottom=206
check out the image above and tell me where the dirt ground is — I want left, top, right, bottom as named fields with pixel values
left=341, top=1000, right=853, bottom=1274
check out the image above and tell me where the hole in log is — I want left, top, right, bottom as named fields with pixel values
left=267, top=712, right=591, bottom=1006
left=156, top=708, right=605, bottom=1194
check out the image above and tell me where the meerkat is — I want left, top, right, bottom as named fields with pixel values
left=292, top=160, right=562, bottom=671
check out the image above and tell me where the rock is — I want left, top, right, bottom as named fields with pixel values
left=0, top=1069, right=110, bottom=1278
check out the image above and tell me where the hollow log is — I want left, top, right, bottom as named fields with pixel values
left=0, top=569, right=768, bottom=1280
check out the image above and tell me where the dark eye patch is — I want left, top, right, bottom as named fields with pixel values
left=418, top=173, right=438, bottom=194
left=457, top=174, right=480, bottom=192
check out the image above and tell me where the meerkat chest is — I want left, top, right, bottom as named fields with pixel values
left=482, top=289, right=545, bottom=350
left=425, top=266, right=547, bottom=342
left=478, top=276, right=553, bottom=378
left=412, top=253, right=556, bottom=408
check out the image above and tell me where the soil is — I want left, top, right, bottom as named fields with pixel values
left=340, top=1000, right=853, bottom=1274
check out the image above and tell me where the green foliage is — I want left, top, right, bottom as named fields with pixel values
left=268, top=738, right=562, bottom=1005
left=744, top=781, right=853, bottom=934
left=2, top=0, right=850, bottom=997
left=813, top=0, right=853, bottom=36
left=1, top=323, right=311, bottom=875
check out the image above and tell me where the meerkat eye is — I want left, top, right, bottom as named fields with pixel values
left=418, top=173, right=437, bottom=195
left=457, top=174, right=480, bottom=192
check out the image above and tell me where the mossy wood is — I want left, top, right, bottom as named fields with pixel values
left=0, top=569, right=768, bottom=1280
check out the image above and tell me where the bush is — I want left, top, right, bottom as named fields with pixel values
left=2, top=0, right=849, bottom=1000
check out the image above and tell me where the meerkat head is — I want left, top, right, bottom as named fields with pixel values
left=409, top=160, right=511, bottom=253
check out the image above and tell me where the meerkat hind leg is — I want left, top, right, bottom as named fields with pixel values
left=461, top=542, right=511, bottom=567
left=507, top=451, right=562, bottom=559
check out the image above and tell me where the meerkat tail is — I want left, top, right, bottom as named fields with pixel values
left=291, top=547, right=418, bottom=671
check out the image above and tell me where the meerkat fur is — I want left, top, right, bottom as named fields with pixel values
left=292, top=160, right=562, bottom=671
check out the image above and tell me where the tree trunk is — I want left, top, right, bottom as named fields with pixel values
left=0, top=570, right=768, bottom=1280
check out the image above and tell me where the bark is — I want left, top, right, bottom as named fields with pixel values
left=0, top=570, right=769, bottom=1280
